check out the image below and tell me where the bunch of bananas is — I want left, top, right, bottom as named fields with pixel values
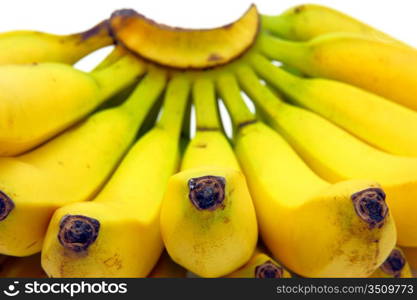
left=0, top=3, right=416, bottom=279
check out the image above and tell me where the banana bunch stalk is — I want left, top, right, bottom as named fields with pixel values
left=0, top=3, right=416, bottom=278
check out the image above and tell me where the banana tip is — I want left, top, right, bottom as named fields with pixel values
left=0, top=191, right=14, bottom=221
left=188, top=175, right=226, bottom=211
left=58, top=215, right=100, bottom=252
left=381, top=248, right=406, bottom=277
left=351, top=187, right=388, bottom=229
left=255, top=261, right=284, bottom=278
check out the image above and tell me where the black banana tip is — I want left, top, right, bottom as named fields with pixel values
left=188, top=176, right=226, bottom=211
left=351, top=187, right=388, bottom=229
left=381, top=248, right=406, bottom=277
left=255, top=261, right=284, bottom=278
left=58, top=215, right=100, bottom=252
left=0, top=191, right=14, bottom=221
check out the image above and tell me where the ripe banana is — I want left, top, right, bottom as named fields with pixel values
left=218, top=71, right=396, bottom=277
left=237, top=63, right=417, bottom=247
left=42, top=72, right=187, bottom=277
left=0, top=66, right=158, bottom=256
left=0, top=50, right=145, bottom=156
left=262, top=4, right=404, bottom=45
left=258, top=31, right=417, bottom=111
left=227, top=248, right=291, bottom=278
left=369, top=247, right=412, bottom=278
left=249, top=54, right=417, bottom=157
left=160, top=76, right=258, bottom=277
left=149, top=252, right=187, bottom=278
left=0, top=20, right=112, bottom=65
left=0, top=254, right=46, bottom=278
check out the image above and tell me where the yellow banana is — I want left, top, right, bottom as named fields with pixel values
left=0, top=67, right=159, bottom=257
left=160, top=75, right=258, bottom=277
left=249, top=54, right=417, bottom=157
left=227, top=248, right=291, bottom=278
left=258, top=31, right=417, bottom=111
left=237, top=62, right=417, bottom=247
left=41, top=72, right=188, bottom=277
left=218, top=71, right=395, bottom=277
left=0, top=50, right=145, bottom=156
left=0, top=20, right=112, bottom=65
left=148, top=252, right=187, bottom=278
left=0, top=254, right=46, bottom=278
left=262, top=4, right=404, bottom=45
left=369, top=247, right=412, bottom=278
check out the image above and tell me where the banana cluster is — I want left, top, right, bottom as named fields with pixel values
left=0, top=4, right=416, bottom=279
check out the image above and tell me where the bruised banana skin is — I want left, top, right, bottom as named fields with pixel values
left=218, top=72, right=395, bottom=277
left=250, top=54, right=417, bottom=157
left=259, top=32, right=417, bottom=111
left=160, top=76, right=257, bottom=278
left=227, top=250, right=291, bottom=278
left=262, top=4, right=405, bottom=46
left=0, top=20, right=112, bottom=65
left=369, top=247, right=412, bottom=278
left=42, top=73, right=187, bottom=278
left=236, top=64, right=417, bottom=247
left=0, top=254, right=46, bottom=278
left=0, top=53, right=145, bottom=156
left=0, top=69, right=158, bottom=257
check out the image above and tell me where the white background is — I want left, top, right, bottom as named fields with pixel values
left=0, top=0, right=415, bottom=136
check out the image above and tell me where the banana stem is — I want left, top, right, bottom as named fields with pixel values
left=216, top=72, right=256, bottom=130
left=157, top=74, right=191, bottom=138
left=61, top=20, right=114, bottom=64
left=193, top=77, right=221, bottom=130
left=119, top=68, right=167, bottom=126
left=258, top=32, right=307, bottom=67
left=91, top=54, right=146, bottom=101
left=261, top=15, right=292, bottom=39
left=92, top=46, right=126, bottom=71
left=248, top=53, right=302, bottom=97
left=235, top=62, right=286, bottom=119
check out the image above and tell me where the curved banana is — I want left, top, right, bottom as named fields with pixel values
left=0, top=20, right=112, bottom=65
left=149, top=252, right=187, bottom=278
left=262, top=4, right=404, bottom=46
left=258, top=31, right=417, bottom=111
left=160, top=76, right=258, bottom=277
left=218, top=71, right=395, bottom=277
left=227, top=248, right=291, bottom=278
left=0, top=254, right=46, bottom=278
left=0, top=50, right=145, bottom=156
left=0, top=68, right=160, bottom=257
left=369, top=247, right=412, bottom=278
left=237, top=63, right=417, bottom=247
left=41, top=72, right=187, bottom=277
left=249, top=54, right=417, bottom=157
